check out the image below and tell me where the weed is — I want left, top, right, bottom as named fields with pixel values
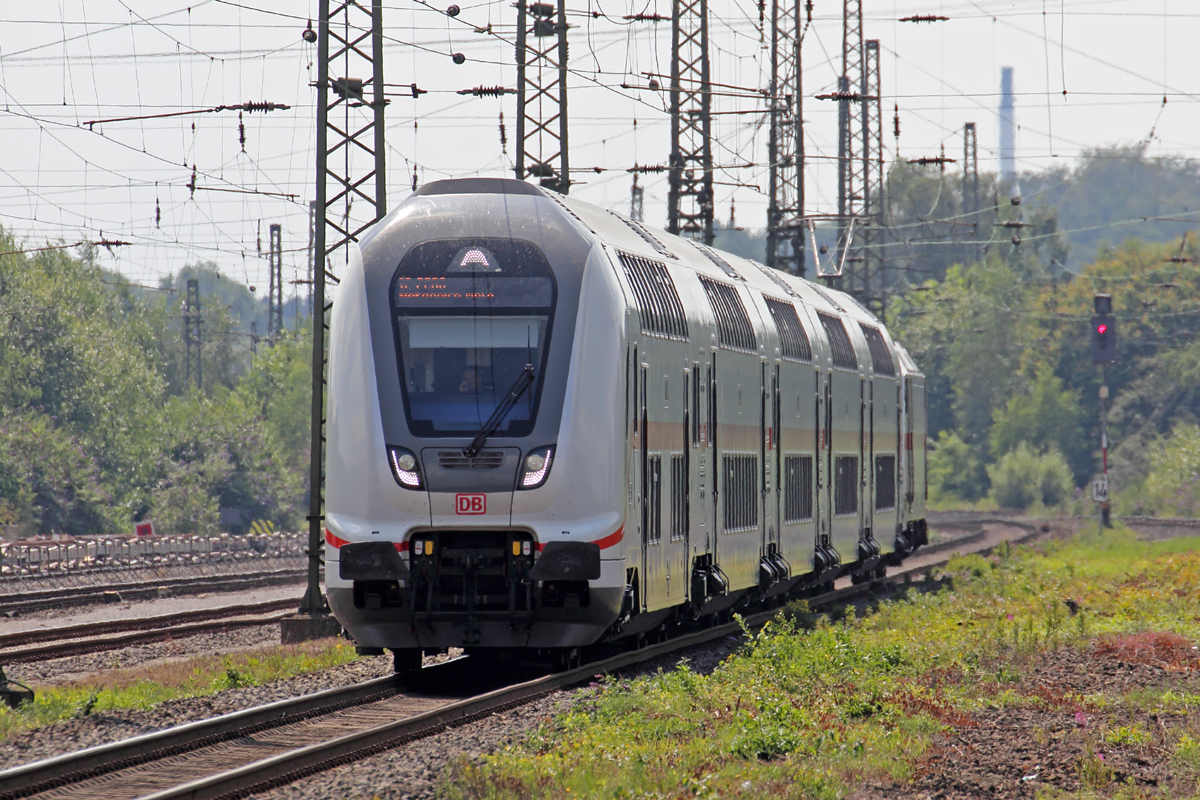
left=1173, top=733, right=1200, bottom=772
left=0, top=638, right=355, bottom=743
left=1103, top=723, right=1152, bottom=748
left=73, top=690, right=100, bottom=719
left=779, top=599, right=818, bottom=630
left=1078, top=742, right=1116, bottom=790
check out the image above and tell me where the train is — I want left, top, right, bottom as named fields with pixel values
left=323, top=177, right=927, bottom=670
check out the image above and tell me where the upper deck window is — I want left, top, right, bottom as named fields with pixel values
left=390, top=238, right=556, bottom=437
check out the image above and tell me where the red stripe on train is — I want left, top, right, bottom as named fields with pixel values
left=535, top=525, right=625, bottom=552
left=324, top=529, right=409, bottom=552
left=328, top=529, right=620, bottom=552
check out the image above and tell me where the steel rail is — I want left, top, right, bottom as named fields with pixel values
left=0, top=599, right=299, bottom=650
left=0, top=673, right=412, bottom=800
left=0, top=613, right=296, bottom=666
left=0, top=523, right=1040, bottom=800
left=0, top=569, right=306, bottom=615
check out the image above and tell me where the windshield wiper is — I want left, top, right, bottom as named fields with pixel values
left=463, top=364, right=536, bottom=458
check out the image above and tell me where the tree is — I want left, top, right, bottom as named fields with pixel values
left=0, top=410, right=117, bottom=535
left=990, top=363, right=1087, bottom=483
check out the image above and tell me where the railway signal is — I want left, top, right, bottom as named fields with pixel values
left=1092, top=293, right=1114, bottom=528
left=1090, top=293, right=1116, bottom=364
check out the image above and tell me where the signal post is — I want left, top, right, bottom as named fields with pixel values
left=1091, top=293, right=1116, bottom=528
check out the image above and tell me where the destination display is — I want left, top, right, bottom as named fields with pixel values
left=393, top=276, right=553, bottom=307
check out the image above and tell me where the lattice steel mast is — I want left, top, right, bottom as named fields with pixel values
left=859, top=39, right=885, bottom=315
left=515, top=0, right=570, bottom=194
left=267, top=223, right=283, bottom=343
left=836, top=0, right=865, bottom=293
left=963, top=122, right=979, bottom=252
left=183, top=278, right=202, bottom=391
left=667, top=0, right=714, bottom=243
left=304, top=0, right=388, bottom=616
left=766, top=0, right=804, bottom=275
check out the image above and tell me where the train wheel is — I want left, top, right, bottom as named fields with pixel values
left=555, top=647, right=581, bottom=671
left=391, top=648, right=422, bottom=675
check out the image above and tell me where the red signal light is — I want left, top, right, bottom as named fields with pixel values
left=1096, top=323, right=1108, bottom=334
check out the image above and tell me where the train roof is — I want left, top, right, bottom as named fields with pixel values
left=402, top=177, right=885, bottom=330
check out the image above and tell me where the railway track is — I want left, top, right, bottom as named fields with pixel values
left=0, top=599, right=302, bottom=666
left=0, top=569, right=306, bottom=616
left=0, top=522, right=1039, bottom=800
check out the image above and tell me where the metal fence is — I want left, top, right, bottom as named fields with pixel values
left=0, top=532, right=307, bottom=595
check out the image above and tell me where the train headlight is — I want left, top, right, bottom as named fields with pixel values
left=518, top=445, right=555, bottom=490
left=387, top=445, right=423, bottom=490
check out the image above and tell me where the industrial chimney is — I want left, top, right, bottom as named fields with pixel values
left=999, top=66, right=1016, bottom=183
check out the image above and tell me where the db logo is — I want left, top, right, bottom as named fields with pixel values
left=456, top=493, right=486, bottom=515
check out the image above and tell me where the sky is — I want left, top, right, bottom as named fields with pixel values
left=1, top=0, right=1197, bottom=295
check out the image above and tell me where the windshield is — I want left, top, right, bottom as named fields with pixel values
left=390, top=238, right=556, bottom=437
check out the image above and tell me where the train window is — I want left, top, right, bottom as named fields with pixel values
left=699, top=277, right=756, bottom=353
left=390, top=238, right=556, bottom=437
left=834, top=455, right=859, bottom=516
left=670, top=454, right=688, bottom=541
left=859, top=324, right=897, bottom=377
left=647, top=455, right=663, bottom=545
left=691, top=365, right=701, bottom=446
left=763, top=297, right=813, bottom=362
left=875, top=455, right=896, bottom=510
left=818, top=313, right=858, bottom=371
left=783, top=455, right=814, bottom=523
left=617, top=251, right=689, bottom=340
left=722, top=454, right=758, bottom=532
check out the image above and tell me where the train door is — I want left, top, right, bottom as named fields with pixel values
left=863, top=378, right=873, bottom=552
left=771, top=365, right=782, bottom=556
left=820, top=374, right=833, bottom=564
left=902, top=377, right=914, bottom=514
left=760, top=362, right=771, bottom=561
left=640, top=361, right=670, bottom=610
left=662, top=368, right=690, bottom=601
left=629, top=345, right=643, bottom=611
left=709, top=352, right=718, bottom=562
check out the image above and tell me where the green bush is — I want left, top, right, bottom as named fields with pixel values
left=928, top=431, right=987, bottom=503
left=987, top=443, right=1074, bottom=510
left=1137, top=423, right=1200, bottom=517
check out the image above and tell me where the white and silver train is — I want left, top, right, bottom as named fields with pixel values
left=324, top=177, right=927, bottom=668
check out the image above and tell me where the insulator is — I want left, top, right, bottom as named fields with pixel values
left=302, top=20, right=317, bottom=42
left=459, top=86, right=510, bottom=97
left=452, top=52, right=466, bottom=65
left=238, top=101, right=289, bottom=113
left=238, top=111, right=246, bottom=151
left=446, top=4, right=460, bottom=16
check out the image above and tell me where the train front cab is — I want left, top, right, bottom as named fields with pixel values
left=323, top=179, right=629, bottom=656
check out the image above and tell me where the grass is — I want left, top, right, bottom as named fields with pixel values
left=0, top=637, right=357, bottom=743
left=442, top=526, right=1200, bottom=799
